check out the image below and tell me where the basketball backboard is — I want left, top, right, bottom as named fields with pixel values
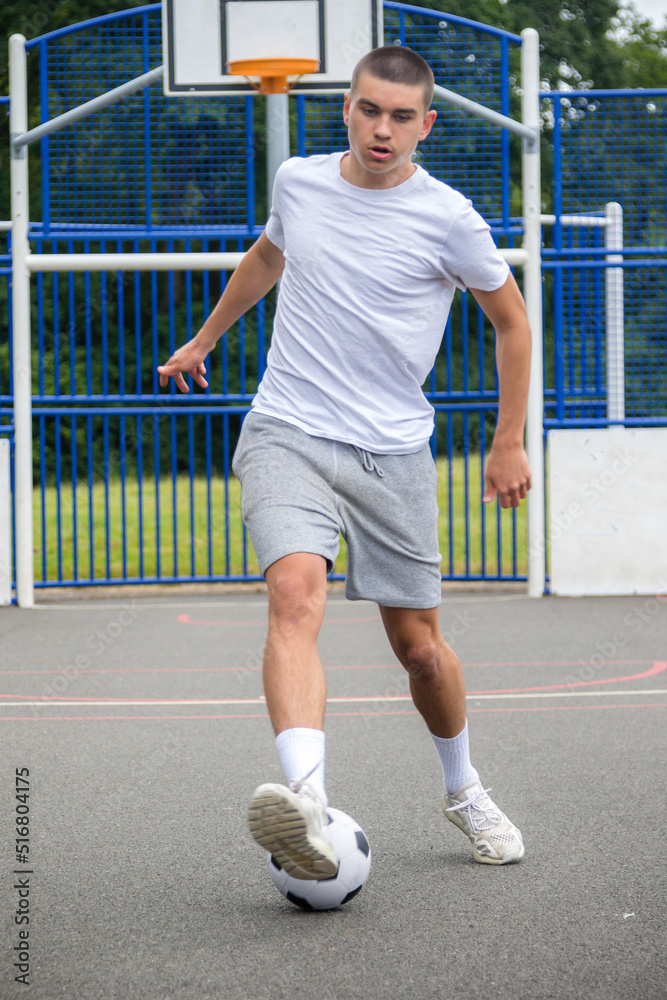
left=162, top=0, right=383, bottom=96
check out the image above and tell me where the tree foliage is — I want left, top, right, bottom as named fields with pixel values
left=612, top=5, right=667, bottom=86
left=399, top=0, right=666, bottom=89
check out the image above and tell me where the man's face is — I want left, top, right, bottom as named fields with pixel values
left=342, top=71, right=437, bottom=188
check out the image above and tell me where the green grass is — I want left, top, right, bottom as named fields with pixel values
left=34, top=455, right=526, bottom=583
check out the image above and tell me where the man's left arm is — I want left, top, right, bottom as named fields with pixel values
left=469, top=273, right=532, bottom=509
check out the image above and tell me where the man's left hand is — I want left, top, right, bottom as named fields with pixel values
left=483, top=443, right=531, bottom=509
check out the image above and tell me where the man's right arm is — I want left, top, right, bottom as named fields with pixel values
left=157, top=232, right=285, bottom=393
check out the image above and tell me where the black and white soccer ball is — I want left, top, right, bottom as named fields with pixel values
left=268, top=807, right=372, bottom=911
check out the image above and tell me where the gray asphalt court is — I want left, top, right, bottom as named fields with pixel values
left=1, top=587, right=665, bottom=1000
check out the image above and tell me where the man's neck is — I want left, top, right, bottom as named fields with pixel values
left=340, top=151, right=416, bottom=190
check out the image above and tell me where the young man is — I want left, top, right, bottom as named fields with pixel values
left=158, top=46, right=531, bottom=876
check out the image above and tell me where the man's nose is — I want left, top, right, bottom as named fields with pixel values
left=374, top=116, right=392, bottom=137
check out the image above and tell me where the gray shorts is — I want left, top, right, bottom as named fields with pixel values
left=232, top=411, right=442, bottom=609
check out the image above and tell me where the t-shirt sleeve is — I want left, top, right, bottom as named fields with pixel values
left=436, top=199, right=510, bottom=292
left=263, top=163, right=287, bottom=251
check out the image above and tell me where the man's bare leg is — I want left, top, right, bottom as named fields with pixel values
left=380, top=604, right=524, bottom=864
left=379, top=605, right=466, bottom=738
left=263, top=552, right=329, bottom=734
left=247, top=552, right=337, bottom=879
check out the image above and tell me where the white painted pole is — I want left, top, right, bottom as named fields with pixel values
left=540, top=214, right=606, bottom=228
left=12, top=66, right=164, bottom=150
left=433, top=84, right=534, bottom=141
left=9, top=34, right=34, bottom=608
left=521, top=28, right=545, bottom=598
left=605, top=201, right=625, bottom=422
left=0, top=439, right=11, bottom=605
left=27, top=252, right=246, bottom=272
left=25, top=248, right=528, bottom=273
left=266, top=93, right=290, bottom=210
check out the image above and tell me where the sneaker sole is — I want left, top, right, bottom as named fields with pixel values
left=248, top=786, right=339, bottom=881
left=470, top=841, right=525, bottom=865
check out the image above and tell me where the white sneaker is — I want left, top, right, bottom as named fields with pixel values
left=442, top=779, right=525, bottom=865
left=248, top=782, right=339, bottom=880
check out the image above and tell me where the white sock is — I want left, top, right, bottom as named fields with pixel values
left=275, top=727, right=328, bottom=807
left=431, top=722, right=479, bottom=795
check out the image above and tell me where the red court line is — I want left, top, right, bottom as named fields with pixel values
left=330, top=703, right=667, bottom=717
left=463, top=659, right=654, bottom=668
left=466, top=660, right=667, bottom=696
left=2, top=662, right=663, bottom=703
left=0, top=659, right=657, bottom=678
left=176, top=613, right=381, bottom=626
left=467, top=702, right=667, bottom=714
left=0, top=703, right=665, bottom=722
left=0, top=663, right=396, bottom=677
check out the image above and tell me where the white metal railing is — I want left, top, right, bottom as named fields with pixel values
left=434, top=83, right=536, bottom=144
left=520, top=29, right=545, bottom=598
left=26, top=253, right=246, bottom=272
left=12, top=65, right=165, bottom=151
left=0, top=440, right=10, bottom=606
left=9, top=34, right=32, bottom=609
left=541, top=204, right=625, bottom=422
left=24, top=249, right=531, bottom=272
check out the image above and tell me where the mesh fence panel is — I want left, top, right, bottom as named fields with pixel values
left=544, top=91, right=667, bottom=423
left=35, top=8, right=252, bottom=232
left=35, top=5, right=519, bottom=234
left=557, top=93, right=666, bottom=245
left=542, top=220, right=608, bottom=424
left=297, top=6, right=517, bottom=228
left=384, top=6, right=512, bottom=226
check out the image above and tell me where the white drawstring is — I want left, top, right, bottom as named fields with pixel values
left=353, top=446, right=385, bottom=478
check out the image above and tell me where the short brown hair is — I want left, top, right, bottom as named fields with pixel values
left=350, top=45, right=435, bottom=111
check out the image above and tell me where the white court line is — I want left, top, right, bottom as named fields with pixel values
left=29, top=602, right=256, bottom=611
left=29, top=599, right=363, bottom=611
left=29, top=594, right=529, bottom=611
left=1, top=689, right=666, bottom=707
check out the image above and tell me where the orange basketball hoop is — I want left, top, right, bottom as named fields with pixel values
left=227, top=58, right=320, bottom=94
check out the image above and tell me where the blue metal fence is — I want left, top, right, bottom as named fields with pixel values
left=542, top=88, right=667, bottom=429
left=3, top=5, right=664, bottom=592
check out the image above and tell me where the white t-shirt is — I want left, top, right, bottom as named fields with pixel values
left=253, top=151, right=509, bottom=453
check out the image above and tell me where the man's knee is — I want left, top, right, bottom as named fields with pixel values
left=396, top=636, right=443, bottom=681
left=266, top=557, right=327, bottom=631
left=269, top=574, right=325, bottom=616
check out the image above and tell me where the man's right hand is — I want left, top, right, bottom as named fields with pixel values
left=156, top=232, right=284, bottom=394
left=157, top=339, right=209, bottom=393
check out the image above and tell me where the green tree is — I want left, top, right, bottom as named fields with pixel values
left=612, top=6, right=667, bottom=86
left=399, top=0, right=666, bottom=89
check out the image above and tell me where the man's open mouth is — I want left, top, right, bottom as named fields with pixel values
left=369, top=146, right=392, bottom=160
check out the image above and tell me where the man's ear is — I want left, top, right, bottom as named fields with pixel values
left=343, top=91, right=351, bottom=126
left=419, top=109, right=437, bottom=141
